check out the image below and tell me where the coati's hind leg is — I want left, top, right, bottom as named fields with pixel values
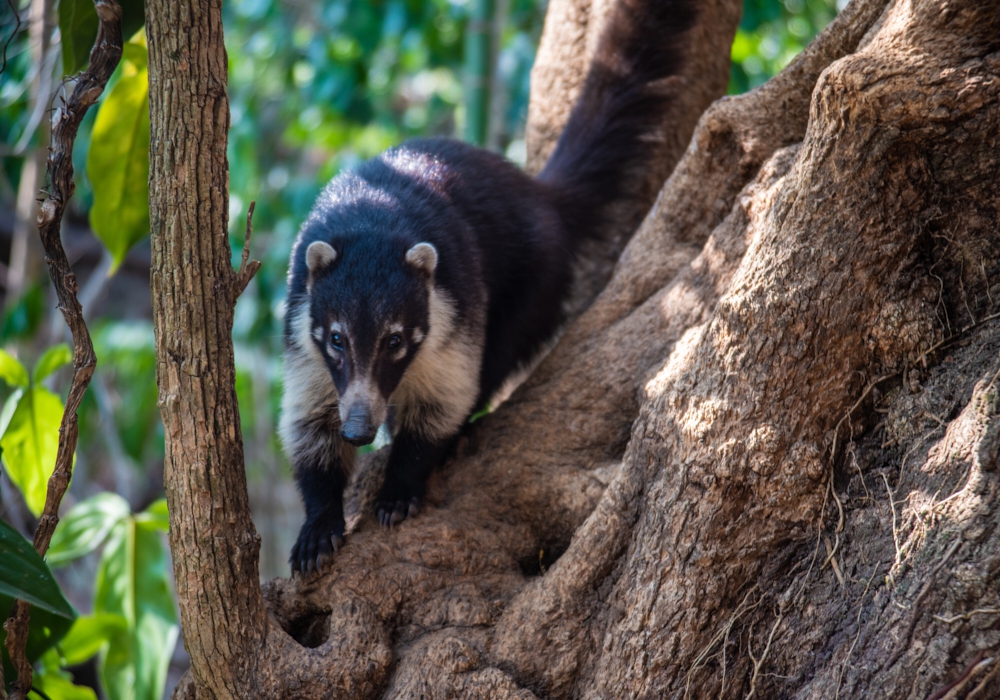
left=376, top=428, right=453, bottom=528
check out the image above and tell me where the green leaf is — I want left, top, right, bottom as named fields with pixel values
left=58, top=613, right=128, bottom=666
left=0, top=519, right=74, bottom=619
left=47, top=493, right=131, bottom=567
left=87, top=47, right=151, bottom=273
left=58, top=0, right=145, bottom=75
left=119, top=1, right=146, bottom=47
left=32, top=662, right=99, bottom=700
left=58, top=0, right=99, bottom=75
left=34, top=344, right=73, bottom=383
left=134, top=498, right=168, bottom=532
left=0, top=349, right=29, bottom=388
left=0, top=386, right=66, bottom=516
left=96, top=519, right=178, bottom=700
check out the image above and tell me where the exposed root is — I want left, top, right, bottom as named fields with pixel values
left=834, top=561, right=881, bottom=700
left=684, top=586, right=762, bottom=700
left=745, top=613, right=783, bottom=700
left=886, top=539, right=962, bottom=669
left=881, top=473, right=902, bottom=581
left=934, top=609, right=1000, bottom=625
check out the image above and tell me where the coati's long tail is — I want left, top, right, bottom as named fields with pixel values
left=538, top=0, right=696, bottom=239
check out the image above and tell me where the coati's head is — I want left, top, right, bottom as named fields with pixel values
left=302, top=238, right=437, bottom=446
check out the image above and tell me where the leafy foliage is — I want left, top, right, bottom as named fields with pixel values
left=47, top=492, right=132, bottom=566
left=57, top=0, right=148, bottom=75
left=729, top=0, right=839, bottom=93
left=0, top=519, right=74, bottom=619
left=58, top=0, right=100, bottom=76
left=87, top=40, right=151, bottom=271
left=0, top=520, right=78, bottom=694
left=95, top=503, right=178, bottom=700
left=0, top=350, right=72, bottom=517
left=49, top=496, right=178, bottom=700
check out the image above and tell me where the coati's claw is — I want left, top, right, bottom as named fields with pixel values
left=291, top=515, right=345, bottom=574
left=376, top=497, right=421, bottom=529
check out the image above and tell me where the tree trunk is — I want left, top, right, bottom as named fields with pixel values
left=165, top=0, right=1000, bottom=697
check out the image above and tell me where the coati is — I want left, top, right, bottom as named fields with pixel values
left=280, top=0, right=695, bottom=573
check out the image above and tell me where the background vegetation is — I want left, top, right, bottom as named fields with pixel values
left=0, top=0, right=839, bottom=696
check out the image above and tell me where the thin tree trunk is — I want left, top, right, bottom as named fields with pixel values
left=146, top=0, right=267, bottom=696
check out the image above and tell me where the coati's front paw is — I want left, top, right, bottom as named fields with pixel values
left=290, top=514, right=345, bottom=574
left=375, top=484, right=421, bottom=529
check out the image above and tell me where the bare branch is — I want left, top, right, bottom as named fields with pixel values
left=2, top=2, right=122, bottom=697
left=234, top=200, right=262, bottom=301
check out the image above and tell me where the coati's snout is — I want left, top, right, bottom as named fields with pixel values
left=338, top=378, right=388, bottom=446
left=339, top=404, right=377, bottom=445
left=339, top=398, right=381, bottom=446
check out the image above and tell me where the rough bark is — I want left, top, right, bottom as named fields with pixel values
left=147, top=1, right=270, bottom=697
left=167, top=0, right=1000, bottom=697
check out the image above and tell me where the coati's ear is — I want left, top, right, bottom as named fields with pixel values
left=306, top=241, right=337, bottom=291
left=405, top=243, right=438, bottom=277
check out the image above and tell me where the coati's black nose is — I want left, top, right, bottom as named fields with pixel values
left=340, top=406, right=376, bottom=446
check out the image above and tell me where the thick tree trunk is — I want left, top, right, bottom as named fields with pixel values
left=165, top=0, right=1000, bottom=697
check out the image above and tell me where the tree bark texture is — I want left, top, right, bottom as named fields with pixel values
left=167, top=0, right=1000, bottom=697
left=146, top=1, right=270, bottom=697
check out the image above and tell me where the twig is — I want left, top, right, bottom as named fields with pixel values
left=233, top=200, right=262, bottom=300
left=2, top=3, right=123, bottom=698
left=916, top=311, right=1000, bottom=367
left=886, top=539, right=961, bottom=669
left=966, top=657, right=1000, bottom=700
left=1, top=0, right=22, bottom=77
left=745, top=613, right=783, bottom=700
left=933, top=608, right=1000, bottom=624
left=823, top=536, right=845, bottom=587
left=881, top=473, right=901, bottom=577
left=926, top=650, right=989, bottom=700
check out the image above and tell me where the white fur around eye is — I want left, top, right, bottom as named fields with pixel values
left=412, top=328, right=425, bottom=344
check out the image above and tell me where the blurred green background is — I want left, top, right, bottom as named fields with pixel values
left=0, top=0, right=839, bottom=696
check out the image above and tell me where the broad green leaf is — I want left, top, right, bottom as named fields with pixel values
left=47, top=493, right=131, bottom=567
left=58, top=0, right=99, bottom=75
left=134, top=498, right=168, bottom=532
left=88, top=47, right=151, bottom=273
left=0, top=386, right=66, bottom=516
left=0, top=349, right=28, bottom=388
left=32, top=661, right=98, bottom=700
left=58, top=613, right=128, bottom=666
left=96, top=519, right=178, bottom=700
left=121, top=42, right=147, bottom=71
left=0, top=390, right=24, bottom=440
left=34, top=344, right=73, bottom=383
left=0, top=519, right=74, bottom=619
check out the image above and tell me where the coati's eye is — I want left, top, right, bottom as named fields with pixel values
left=330, top=333, right=344, bottom=351
left=387, top=333, right=403, bottom=350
